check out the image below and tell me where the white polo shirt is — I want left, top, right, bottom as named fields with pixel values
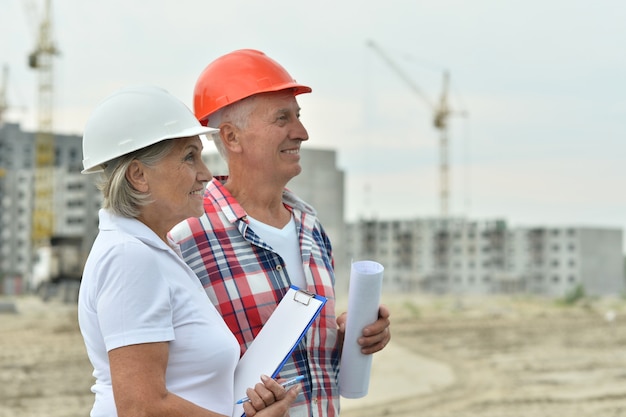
left=78, top=209, right=239, bottom=417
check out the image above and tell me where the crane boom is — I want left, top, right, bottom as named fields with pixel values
left=366, top=40, right=435, bottom=110
left=367, top=40, right=453, bottom=219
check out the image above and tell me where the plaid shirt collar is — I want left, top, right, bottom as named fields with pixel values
left=206, top=176, right=318, bottom=221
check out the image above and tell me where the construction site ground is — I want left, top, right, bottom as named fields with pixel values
left=3, top=292, right=626, bottom=417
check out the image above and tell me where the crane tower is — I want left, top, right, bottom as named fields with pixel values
left=0, top=65, right=6, bottom=179
left=27, top=0, right=59, bottom=245
left=0, top=65, right=8, bottom=124
left=367, top=40, right=461, bottom=219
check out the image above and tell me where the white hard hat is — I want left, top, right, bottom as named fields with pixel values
left=82, top=85, right=218, bottom=174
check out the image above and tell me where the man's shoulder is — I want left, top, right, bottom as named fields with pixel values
left=169, top=216, right=204, bottom=243
left=169, top=195, right=236, bottom=245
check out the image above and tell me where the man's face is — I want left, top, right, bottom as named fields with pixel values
left=238, top=91, right=309, bottom=183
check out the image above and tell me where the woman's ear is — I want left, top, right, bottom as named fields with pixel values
left=126, top=160, right=149, bottom=192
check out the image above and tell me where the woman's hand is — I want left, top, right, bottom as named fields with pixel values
left=241, top=375, right=300, bottom=417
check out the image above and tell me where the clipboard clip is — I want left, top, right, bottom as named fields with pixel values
left=293, top=289, right=315, bottom=306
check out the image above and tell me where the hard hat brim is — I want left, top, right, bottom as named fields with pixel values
left=81, top=125, right=219, bottom=174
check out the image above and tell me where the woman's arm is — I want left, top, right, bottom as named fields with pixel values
left=109, top=342, right=227, bottom=417
left=109, top=342, right=298, bottom=417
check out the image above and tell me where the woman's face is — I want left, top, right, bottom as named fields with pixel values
left=140, top=136, right=211, bottom=233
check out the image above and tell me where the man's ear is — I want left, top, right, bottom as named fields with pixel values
left=126, top=160, right=149, bottom=193
left=220, top=123, right=242, bottom=153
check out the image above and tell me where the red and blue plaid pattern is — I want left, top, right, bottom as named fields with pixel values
left=171, top=177, right=340, bottom=417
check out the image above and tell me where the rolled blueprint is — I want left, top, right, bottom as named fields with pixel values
left=339, top=260, right=384, bottom=398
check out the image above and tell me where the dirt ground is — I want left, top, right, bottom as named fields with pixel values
left=3, top=292, right=626, bottom=417
left=342, top=293, right=626, bottom=417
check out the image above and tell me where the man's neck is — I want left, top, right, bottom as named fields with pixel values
left=224, top=177, right=291, bottom=228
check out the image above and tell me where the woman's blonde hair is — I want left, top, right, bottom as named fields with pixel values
left=97, top=139, right=176, bottom=218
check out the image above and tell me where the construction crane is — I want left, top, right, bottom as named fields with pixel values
left=0, top=65, right=6, bottom=179
left=367, top=40, right=462, bottom=220
left=26, top=0, right=59, bottom=246
left=0, top=64, right=8, bottom=124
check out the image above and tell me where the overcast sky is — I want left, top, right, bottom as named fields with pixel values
left=2, top=0, right=626, bottom=239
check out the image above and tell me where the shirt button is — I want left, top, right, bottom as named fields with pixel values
left=276, top=265, right=283, bottom=271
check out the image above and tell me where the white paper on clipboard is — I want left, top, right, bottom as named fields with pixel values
left=232, top=286, right=326, bottom=417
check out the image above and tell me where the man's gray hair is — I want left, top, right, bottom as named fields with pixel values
left=207, top=95, right=260, bottom=162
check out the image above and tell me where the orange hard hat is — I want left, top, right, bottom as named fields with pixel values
left=193, top=49, right=312, bottom=125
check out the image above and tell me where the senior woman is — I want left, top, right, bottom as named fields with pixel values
left=78, top=85, right=297, bottom=417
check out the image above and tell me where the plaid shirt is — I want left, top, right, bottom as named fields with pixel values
left=171, top=177, right=340, bottom=417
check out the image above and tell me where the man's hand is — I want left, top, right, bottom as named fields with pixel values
left=336, top=305, right=391, bottom=355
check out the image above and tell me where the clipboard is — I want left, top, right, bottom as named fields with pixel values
left=231, top=286, right=326, bottom=417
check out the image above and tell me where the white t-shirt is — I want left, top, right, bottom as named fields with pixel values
left=78, top=209, right=239, bottom=417
left=247, top=215, right=307, bottom=289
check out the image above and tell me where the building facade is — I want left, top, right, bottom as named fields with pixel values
left=346, top=217, right=625, bottom=297
left=0, top=123, right=100, bottom=290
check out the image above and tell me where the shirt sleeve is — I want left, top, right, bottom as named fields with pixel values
left=93, top=240, right=175, bottom=351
